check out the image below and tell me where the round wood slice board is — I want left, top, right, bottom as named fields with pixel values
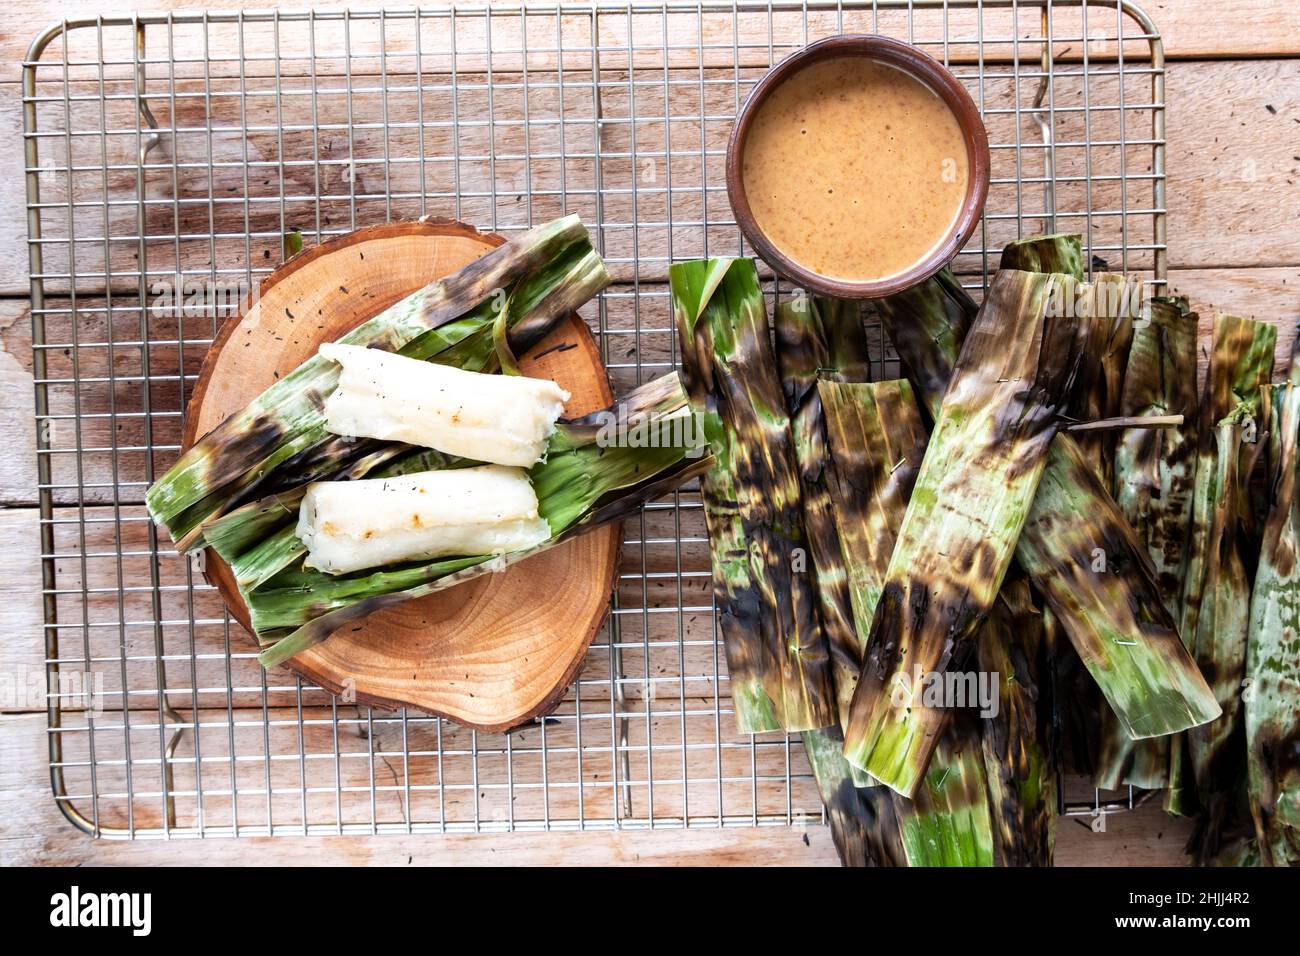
left=183, top=220, right=620, bottom=732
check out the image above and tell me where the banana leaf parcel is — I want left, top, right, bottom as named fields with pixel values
left=774, top=295, right=872, bottom=727
left=1169, top=314, right=1276, bottom=841
left=1096, top=296, right=1200, bottom=789
left=876, top=238, right=1217, bottom=768
left=840, top=268, right=1098, bottom=797
left=773, top=293, right=904, bottom=864
left=671, top=258, right=836, bottom=733
left=820, top=378, right=996, bottom=866
left=1247, top=338, right=1300, bottom=865
left=249, top=372, right=711, bottom=666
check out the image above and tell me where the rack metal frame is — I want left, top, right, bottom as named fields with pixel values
left=23, top=0, right=1165, bottom=840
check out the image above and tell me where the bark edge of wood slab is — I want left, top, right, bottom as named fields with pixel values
left=181, top=219, right=620, bottom=732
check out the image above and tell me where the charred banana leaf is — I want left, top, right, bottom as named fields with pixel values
left=774, top=295, right=872, bottom=727
left=841, top=268, right=1095, bottom=797
left=147, top=215, right=611, bottom=550
left=998, top=240, right=1211, bottom=749
left=977, top=578, right=1058, bottom=866
left=1114, top=296, right=1201, bottom=607
left=671, top=259, right=836, bottom=733
left=1246, top=338, right=1300, bottom=865
left=901, top=723, right=997, bottom=867
left=1071, top=276, right=1139, bottom=485
left=820, top=378, right=995, bottom=866
left=1000, top=233, right=1086, bottom=279
left=773, top=293, right=905, bottom=861
left=1015, top=432, right=1220, bottom=739
left=801, top=728, right=907, bottom=866
left=1009, top=249, right=1214, bottom=772
left=819, top=379, right=930, bottom=664
left=1170, top=315, right=1276, bottom=827
left=873, top=266, right=976, bottom=425
left=1096, top=296, right=1200, bottom=789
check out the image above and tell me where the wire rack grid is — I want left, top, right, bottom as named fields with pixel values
left=23, top=0, right=1166, bottom=840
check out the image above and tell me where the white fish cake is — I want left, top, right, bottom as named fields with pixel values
left=297, top=464, right=552, bottom=574
left=320, top=342, right=571, bottom=467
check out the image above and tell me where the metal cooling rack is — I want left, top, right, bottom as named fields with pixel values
left=24, top=1, right=1166, bottom=839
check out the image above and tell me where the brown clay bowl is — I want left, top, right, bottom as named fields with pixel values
left=726, top=34, right=990, bottom=298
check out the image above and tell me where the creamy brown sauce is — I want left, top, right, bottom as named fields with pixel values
left=742, top=57, right=969, bottom=282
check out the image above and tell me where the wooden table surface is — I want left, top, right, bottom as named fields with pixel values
left=1, top=0, right=1297, bottom=866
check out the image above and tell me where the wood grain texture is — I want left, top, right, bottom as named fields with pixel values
left=0, top=709, right=1194, bottom=865
left=185, top=220, right=621, bottom=732
left=2, top=0, right=1298, bottom=88
left=2, top=0, right=1298, bottom=865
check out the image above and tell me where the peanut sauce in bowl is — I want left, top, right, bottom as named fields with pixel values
left=726, top=36, right=990, bottom=298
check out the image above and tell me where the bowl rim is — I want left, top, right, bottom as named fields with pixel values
left=725, top=34, right=991, bottom=299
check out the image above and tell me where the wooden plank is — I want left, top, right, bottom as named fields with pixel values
left=0, top=301, right=37, bottom=504
left=3, top=57, right=1297, bottom=297
left=1165, top=60, right=1300, bottom=270
left=0, top=708, right=1192, bottom=864
left=3, top=0, right=1298, bottom=89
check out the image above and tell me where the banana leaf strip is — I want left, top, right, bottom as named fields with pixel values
left=901, top=723, right=997, bottom=867
left=1015, top=432, right=1220, bottom=738
left=774, top=295, right=871, bottom=729
left=1000, top=233, right=1086, bottom=279
left=873, top=266, right=976, bottom=425
left=670, top=258, right=836, bottom=733
left=1170, top=315, right=1277, bottom=824
left=1067, top=275, right=1139, bottom=485
left=801, top=728, right=907, bottom=866
left=977, top=577, right=1058, bottom=865
left=1114, top=296, right=1202, bottom=608
left=819, top=377, right=996, bottom=865
left=1246, top=337, right=1300, bottom=865
left=1096, top=296, right=1200, bottom=789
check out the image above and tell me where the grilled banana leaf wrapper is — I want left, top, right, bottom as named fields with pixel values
left=977, top=578, right=1058, bottom=866
left=1114, top=296, right=1201, bottom=609
left=1056, top=272, right=1137, bottom=784
left=1247, top=339, right=1300, bottom=865
left=801, top=719, right=907, bottom=867
left=1016, top=431, right=1219, bottom=740
left=774, top=296, right=871, bottom=730
left=878, top=237, right=1216, bottom=768
left=1096, top=296, right=1200, bottom=790
left=821, top=378, right=997, bottom=866
left=841, top=268, right=1101, bottom=797
left=671, top=258, right=836, bottom=733
left=248, top=373, right=711, bottom=666
left=147, top=214, right=611, bottom=550
left=1169, top=314, right=1276, bottom=831
left=773, top=292, right=903, bottom=859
